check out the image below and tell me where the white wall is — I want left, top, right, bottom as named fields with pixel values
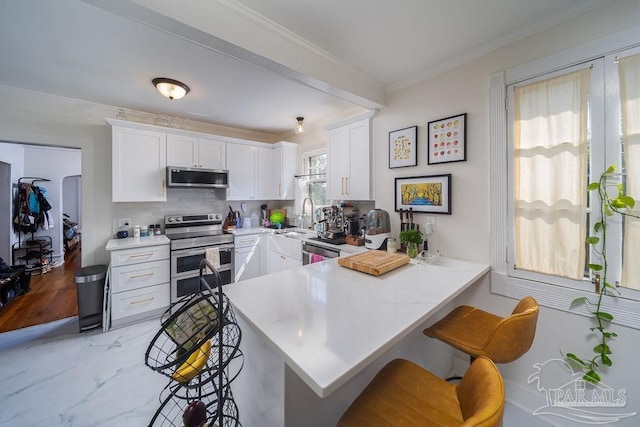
left=62, top=175, right=82, bottom=230
left=0, top=89, right=291, bottom=267
left=0, top=142, right=25, bottom=262
left=367, top=1, right=640, bottom=424
left=22, top=146, right=81, bottom=261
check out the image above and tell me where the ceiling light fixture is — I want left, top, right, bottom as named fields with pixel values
left=296, top=117, right=305, bottom=134
left=152, top=77, right=190, bottom=100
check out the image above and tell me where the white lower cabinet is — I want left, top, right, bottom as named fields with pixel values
left=267, top=234, right=302, bottom=274
left=108, top=243, right=170, bottom=327
left=234, top=233, right=264, bottom=282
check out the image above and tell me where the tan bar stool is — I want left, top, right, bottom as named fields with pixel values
left=423, top=297, right=539, bottom=369
left=337, top=356, right=505, bottom=426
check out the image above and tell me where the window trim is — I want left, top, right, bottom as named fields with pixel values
left=300, top=148, right=328, bottom=209
left=490, top=25, right=640, bottom=330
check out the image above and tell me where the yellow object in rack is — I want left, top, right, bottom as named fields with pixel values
left=172, top=339, right=212, bottom=383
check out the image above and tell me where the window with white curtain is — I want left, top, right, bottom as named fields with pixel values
left=505, top=46, right=640, bottom=299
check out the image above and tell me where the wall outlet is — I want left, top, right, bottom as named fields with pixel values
left=117, top=218, right=131, bottom=228
left=425, top=216, right=435, bottom=233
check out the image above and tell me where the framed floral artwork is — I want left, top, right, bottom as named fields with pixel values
left=427, top=113, right=466, bottom=164
left=389, top=126, right=418, bottom=168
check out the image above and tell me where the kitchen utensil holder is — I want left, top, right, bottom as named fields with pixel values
left=145, top=261, right=243, bottom=427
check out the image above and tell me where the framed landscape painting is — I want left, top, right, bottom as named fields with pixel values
left=394, top=174, right=451, bottom=214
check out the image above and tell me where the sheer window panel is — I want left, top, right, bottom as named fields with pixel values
left=619, top=52, right=640, bottom=290
left=513, top=68, right=591, bottom=280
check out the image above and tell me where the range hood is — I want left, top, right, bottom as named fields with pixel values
left=167, top=166, right=229, bottom=188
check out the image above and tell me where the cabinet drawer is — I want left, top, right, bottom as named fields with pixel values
left=110, top=244, right=169, bottom=267
left=268, top=234, right=302, bottom=261
left=111, top=260, right=170, bottom=293
left=110, top=282, right=170, bottom=325
left=234, top=234, right=261, bottom=248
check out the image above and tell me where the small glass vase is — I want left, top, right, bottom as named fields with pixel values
left=407, top=242, right=419, bottom=258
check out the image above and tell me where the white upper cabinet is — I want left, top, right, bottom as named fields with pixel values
left=111, top=125, right=167, bottom=202
left=107, top=118, right=297, bottom=203
left=273, top=142, right=298, bottom=200
left=226, top=141, right=299, bottom=201
left=198, top=138, right=226, bottom=170
left=327, top=117, right=372, bottom=200
left=167, top=134, right=226, bottom=170
left=258, top=146, right=276, bottom=200
left=227, top=143, right=257, bottom=200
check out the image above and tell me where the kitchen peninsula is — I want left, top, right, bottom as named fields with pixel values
left=225, top=255, right=490, bottom=426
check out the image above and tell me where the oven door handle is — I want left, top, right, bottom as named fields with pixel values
left=302, top=242, right=340, bottom=258
left=171, top=244, right=234, bottom=258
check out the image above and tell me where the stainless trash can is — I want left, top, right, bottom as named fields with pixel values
left=75, top=265, right=107, bottom=332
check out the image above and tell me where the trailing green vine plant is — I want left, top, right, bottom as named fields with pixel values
left=565, top=165, right=639, bottom=384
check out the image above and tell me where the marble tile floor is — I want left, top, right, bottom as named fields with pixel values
left=0, top=317, right=551, bottom=426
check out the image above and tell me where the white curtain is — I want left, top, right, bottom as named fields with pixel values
left=514, top=68, right=591, bottom=280
left=619, top=53, right=640, bottom=290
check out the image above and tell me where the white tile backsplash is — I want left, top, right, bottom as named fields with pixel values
left=111, top=188, right=289, bottom=236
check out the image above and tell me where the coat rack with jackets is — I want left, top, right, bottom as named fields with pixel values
left=12, top=177, right=54, bottom=273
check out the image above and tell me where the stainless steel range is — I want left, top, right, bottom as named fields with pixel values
left=164, top=213, right=234, bottom=303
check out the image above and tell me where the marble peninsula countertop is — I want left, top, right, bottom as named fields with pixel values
left=105, top=234, right=170, bottom=251
left=231, top=226, right=368, bottom=254
left=224, top=255, right=490, bottom=397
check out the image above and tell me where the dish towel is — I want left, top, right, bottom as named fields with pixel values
left=310, top=253, right=325, bottom=264
left=204, top=248, right=220, bottom=273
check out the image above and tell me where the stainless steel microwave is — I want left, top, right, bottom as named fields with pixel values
left=167, top=166, right=229, bottom=188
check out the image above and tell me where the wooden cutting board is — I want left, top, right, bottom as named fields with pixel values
left=338, top=250, right=410, bottom=276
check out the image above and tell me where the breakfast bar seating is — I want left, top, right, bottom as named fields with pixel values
left=337, top=356, right=505, bottom=426
left=423, top=296, right=539, bottom=369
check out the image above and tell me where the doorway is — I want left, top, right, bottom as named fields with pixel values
left=0, top=143, right=82, bottom=333
left=0, top=161, right=10, bottom=262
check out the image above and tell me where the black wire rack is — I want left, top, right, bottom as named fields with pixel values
left=145, top=260, right=243, bottom=427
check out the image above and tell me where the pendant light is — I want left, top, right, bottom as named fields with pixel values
left=152, top=78, right=190, bottom=100
left=296, top=117, right=305, bottom=134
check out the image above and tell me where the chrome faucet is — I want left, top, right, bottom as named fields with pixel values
left=301, top=197, right=315, bottom=230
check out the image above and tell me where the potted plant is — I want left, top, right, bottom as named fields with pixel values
left=399, top=228, right=423, bottom=258
left=565, top=165, right=639, bottom=384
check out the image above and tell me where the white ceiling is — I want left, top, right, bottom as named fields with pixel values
left=0, top=0, right=607, bottom=136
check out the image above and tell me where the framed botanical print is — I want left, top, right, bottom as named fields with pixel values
left=389, top=126, right=418, bottom=168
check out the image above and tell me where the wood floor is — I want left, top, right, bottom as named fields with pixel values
left=0, top=247, right=81, bottom=333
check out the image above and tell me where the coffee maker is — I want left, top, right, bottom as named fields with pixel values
left=364, top=209, right=391, bottom=250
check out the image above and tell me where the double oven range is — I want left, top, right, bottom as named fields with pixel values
left=165, top=213, right=234, bottom=303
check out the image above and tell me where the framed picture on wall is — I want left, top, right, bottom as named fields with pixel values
left=389, top=126, right=418, bottom=168
left=427, top=113, right=466, bottom=164
left=394, top=174, right=452, bottom=214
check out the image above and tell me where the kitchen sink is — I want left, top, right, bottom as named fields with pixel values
left=273, top=228, right=314, bottom=239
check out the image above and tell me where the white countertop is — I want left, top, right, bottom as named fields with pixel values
left=224, top=255, right=490, bottom=397
left=105, top=234, right=170, bottom=251
left=231, top=226, right=368, bottom=254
